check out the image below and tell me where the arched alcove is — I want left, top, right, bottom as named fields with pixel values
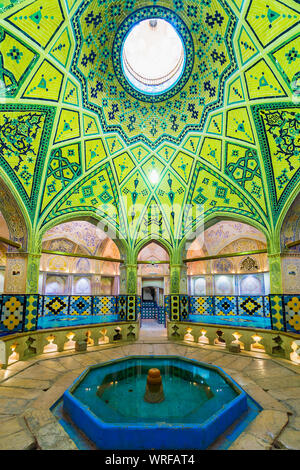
left=40, top=220, right=122, bottom=295
left=0, top=178, right=29, bottom=294
left=186, top=220, right=269, bottom=296
left=280, top=193, right=300, bottom=294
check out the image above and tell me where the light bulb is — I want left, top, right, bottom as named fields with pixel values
left=149, top=169, right=159, bottom=184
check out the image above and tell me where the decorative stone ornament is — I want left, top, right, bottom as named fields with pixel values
left=144, top=368, right=165, bottom=403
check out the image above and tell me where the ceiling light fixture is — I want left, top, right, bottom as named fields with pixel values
left=149, top=169, right=159, bottom=184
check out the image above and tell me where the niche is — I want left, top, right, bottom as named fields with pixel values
left=113, top=326, right=122, bottom=341
left=8, top=343, right=19, bottom=364
left=64, top=332, right=76, bottom=350
left=24, top=337, right=37, bottom=358
left=198, top=328, right=209, bottom=344
left=86, top=330, right=94, bottom=347
left=43, top=334, right=58, bottom=353
left=231, top=331, right=244, bottom=350
left=184, top=327, right=194, bottom=342
left=127, top=325, right=136, bottom=340
left=98, top=328, right=109, bottom=345
left=272, top=335, right=285, bottom=356
left=214, top=329, right=226, bottom=347
left=250, top=333, right=265, bottom=352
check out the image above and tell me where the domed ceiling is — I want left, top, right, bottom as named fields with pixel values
left=0, top=0, right=299, bottom=255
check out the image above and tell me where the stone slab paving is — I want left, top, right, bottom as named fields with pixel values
left=0, top=339, right=299, bottom=450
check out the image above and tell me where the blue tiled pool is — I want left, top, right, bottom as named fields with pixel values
left=62, top=356, right=253, bottom=449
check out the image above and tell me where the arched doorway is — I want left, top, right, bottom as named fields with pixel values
left=137, top=242, right=169, bottom=327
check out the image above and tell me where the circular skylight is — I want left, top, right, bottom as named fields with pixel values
left=122, top=19, right=185, bottom=95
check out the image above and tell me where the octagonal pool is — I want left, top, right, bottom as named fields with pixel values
left=63, top=356, right=248, bottom=449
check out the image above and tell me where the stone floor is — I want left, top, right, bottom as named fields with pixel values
left=0, top=326, right=299, bottom=450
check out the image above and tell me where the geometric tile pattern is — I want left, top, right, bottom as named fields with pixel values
left=238, top=296, right=264, bottom=317
left=43, top=295, right=69, bottom=317
left=283, top=295, right=300, bottom=333
left=190, top=296, right=214, bottom=315
left=24, top=295, right=39, bottom=331
left=270, top=295, right=285, bottom=331
left=263, top=296, right=271, bottom=318
left=93, top=296, right=116, bottom=316
left=0, top=295, right=25, bottom=332
left=70, top=296, right=92, bottom=316
left=215, top=296, right=237, bottom=316
left=164, top=295, right=171, bottom=320
left=141, top=302, right=158, bottom=319
left=180, top=295, right=189, bottom=320
left=116, top=295, right=127, bottom=321
left=158, top=306, right=165, bottom=325
left=170, top=295, right=180, bottom=321
left=127, top=295, right=136, bottom=321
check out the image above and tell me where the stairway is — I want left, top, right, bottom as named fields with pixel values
left=141, top=301, right=165, bottom=325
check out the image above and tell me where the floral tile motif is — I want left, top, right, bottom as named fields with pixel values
left=284, top=295, right=300, bottom=333
left=270, top=295, right=284, bottom=331
left=24, top=295, right=39, bottom=331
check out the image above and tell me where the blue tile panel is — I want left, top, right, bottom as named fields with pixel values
left=93, top=296, right=116, bottom=316
left=283, top=295, right=300, bottom=333
left=0, top=295, right=25, bottom=333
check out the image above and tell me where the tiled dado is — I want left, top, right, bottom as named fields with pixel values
left=167, top=320, right=300, bottom=366
left=0, top=294, right=141, bottom=335
left=166, top=295, right=300, bottom=334
left=0, top=321, right=139, bottom=368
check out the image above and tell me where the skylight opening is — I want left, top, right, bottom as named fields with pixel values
left=122, top=18, right=185, bottom=95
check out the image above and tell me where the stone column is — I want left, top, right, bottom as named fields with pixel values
left=169, top=263, right=188, bottom=294
left=119, top=264, right=127, bottom=294
left=268, top=252, right=283, bottom=294
left=26, top=253, right=41, bottom=294
left=127, top=263, right=137, bottom=294
left=119, top=263, right=138, bottom=294
left=169, top=264, right=181, bottom=294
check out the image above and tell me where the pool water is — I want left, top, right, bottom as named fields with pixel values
left=62, top=356, right=251, bottom=449
left=72, top=358, right=238, bottom=424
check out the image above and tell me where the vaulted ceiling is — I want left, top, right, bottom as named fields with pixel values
left=0, top=0, right=299, bottom=254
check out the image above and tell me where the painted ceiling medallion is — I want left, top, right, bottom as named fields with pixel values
left=71, top=0, right=237, bottom=147
left=113, top=8, right=192, bottom=101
